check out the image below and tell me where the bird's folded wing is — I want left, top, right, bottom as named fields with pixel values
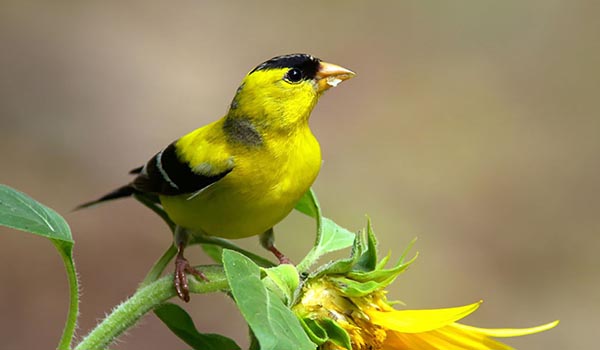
left=132, top=141, right=233, bottom=196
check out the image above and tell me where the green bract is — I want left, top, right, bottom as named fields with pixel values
left=293, top=219, right=417, bottom=349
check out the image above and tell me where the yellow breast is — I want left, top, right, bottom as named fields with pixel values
left=160, top=125, right=321, bottom=239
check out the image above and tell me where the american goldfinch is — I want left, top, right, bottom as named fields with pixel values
left=79, top=53, right=355, bottom=301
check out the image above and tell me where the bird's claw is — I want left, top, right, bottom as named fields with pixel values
left=174, top=255, right=208, bottom=302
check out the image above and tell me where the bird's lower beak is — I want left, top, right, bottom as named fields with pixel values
left=316, top=61, right=356, bottom=93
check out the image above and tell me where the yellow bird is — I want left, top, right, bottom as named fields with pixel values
left=79, top=54, right=355, bottom=301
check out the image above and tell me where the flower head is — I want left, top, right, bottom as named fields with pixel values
left=292, top=222, right=558, bottom=350
left=294, top=275, right=558, bottom=350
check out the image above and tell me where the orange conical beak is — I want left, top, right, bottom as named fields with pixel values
left=315, top=61, right=356, bottom=93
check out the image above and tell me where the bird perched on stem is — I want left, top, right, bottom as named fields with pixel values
left=78, top=53, right=355, bottom=301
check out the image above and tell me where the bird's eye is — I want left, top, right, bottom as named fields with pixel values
left=284, top=68, right=303, bottom=83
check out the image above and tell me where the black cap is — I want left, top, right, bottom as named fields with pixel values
left=250, top=53, right=321, bottom=80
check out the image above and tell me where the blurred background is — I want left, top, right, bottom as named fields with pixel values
left=1, top=1, right=597, bottom=349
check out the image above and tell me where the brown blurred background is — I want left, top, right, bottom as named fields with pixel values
left=1, top=1, right=597, bottom=349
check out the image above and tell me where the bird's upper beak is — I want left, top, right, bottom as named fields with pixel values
left=315, top=61, right=356, bottom=93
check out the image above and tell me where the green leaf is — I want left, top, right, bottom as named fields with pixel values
left=297, top=217, right=356, bottom=272
left=347, top=254, right=418, bottom=284
left=331, top=277, right=383, bottom=297
left=300, top=318, right=328, bottom=345
left=0, top=184, right=78, bottom=350
left=262, top=264, right=300, bottom=305
left=320, top=318, right=352, bottom=350
left=223, top=250, right=315, bottom=350
left=375, top=251, right=392, bottom=270
left=0, top=184, right=72, bottom=243
left=155, top=303, right=240, bottom=350
left=295, top=188, right=356, bottom=272
left=399, top=237, right=419, bottom=264
left=355, top=218, right=378, bottom=271
left=201, top=244, right=224, bottom=264
left=319, top=218, right=356, bottom=256
left=248, top=329, right=260, bottom=350
left=310, top=227, right=367, bottom=278
left=294, top=188, right=319, bottom=218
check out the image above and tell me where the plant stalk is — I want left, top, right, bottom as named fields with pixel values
left=55, top=243, right=79, bottom=350
left=74, top=265, right=227, bottom=350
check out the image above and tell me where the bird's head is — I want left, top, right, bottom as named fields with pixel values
left=228, top=53, right=355, bottom=132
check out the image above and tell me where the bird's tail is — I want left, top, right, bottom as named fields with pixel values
left=75, top=184, right=136, bottom=210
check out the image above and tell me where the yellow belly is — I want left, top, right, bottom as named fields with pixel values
left=160, top=130, right=321, bottom=239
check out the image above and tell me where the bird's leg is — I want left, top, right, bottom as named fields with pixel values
left=259, top=228, right=292, bottom=265
left=174, top=227, right=208, bottom=302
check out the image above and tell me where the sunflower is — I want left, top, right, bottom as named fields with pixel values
left=294, top=276, right=558, bottom=350
left=292, top=223, right=558, bottom=350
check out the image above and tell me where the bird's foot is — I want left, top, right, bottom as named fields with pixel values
left=260, top=229, right=293, bottom=265
left=174, top=253, right=208, bottom=302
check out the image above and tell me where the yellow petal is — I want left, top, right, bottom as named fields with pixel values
left=382, top=321, right=560, bottom=350
left=387, top=328, right=513, bottom=350
left=432, top=324, right=514, bottom=350
left=368, top=301, right=482, bottom=333
left=453, top=320, right=560, bottom=337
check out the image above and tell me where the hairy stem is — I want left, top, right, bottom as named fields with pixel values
left=74, top=265, right=227, bottom=350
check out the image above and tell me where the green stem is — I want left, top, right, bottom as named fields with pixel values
left=139, top=243, right=178, bottom=288
left=54, top=243, right=79, bottom=350
left=297, top=190, right=323, bottom=272
left=74, top=265, right=227, bottom=350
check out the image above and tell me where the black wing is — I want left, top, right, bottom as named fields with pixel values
left=132, top=142, right=232, bottom=195
left=76, top=141, right=232, bottom=209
